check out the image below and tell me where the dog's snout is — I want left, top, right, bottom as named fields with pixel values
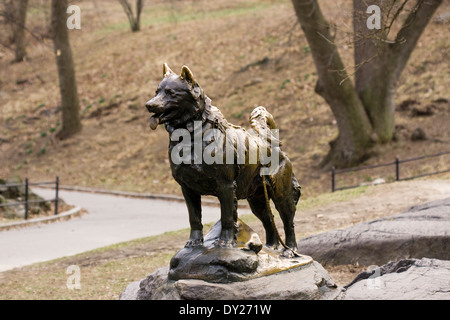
left=145, top=98, right=153, bottom=111
left=145, top=97, right=159, bottom=113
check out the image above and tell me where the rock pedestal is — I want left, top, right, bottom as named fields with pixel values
left=120, top=257, right=450, bottom=300
left=168, top=219, right=313, bottom=283
left=119, top=198, right=450, bottom=300
left=120, top=219, right=340, bottom=300
left=120, top=261, right=340, bottom=300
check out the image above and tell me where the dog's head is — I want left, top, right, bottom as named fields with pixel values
left=146, top=63, right=205, bottom=131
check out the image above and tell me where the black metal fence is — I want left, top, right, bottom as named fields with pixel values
left=331, top=151, right=450, bottom=192
left=0, top=177, right=59, bottom=220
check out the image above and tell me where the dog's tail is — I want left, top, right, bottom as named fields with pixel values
left=250, top=106, right=276, bottom=130
left=249, top=106, right=280, bottom=144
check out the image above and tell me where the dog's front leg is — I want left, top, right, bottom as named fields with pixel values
left=216, top=182, right=238, bottom=248
left=181, top=187, right=203, bottom=247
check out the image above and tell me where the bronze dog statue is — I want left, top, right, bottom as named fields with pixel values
left=145, top=64, right=301, bottom=253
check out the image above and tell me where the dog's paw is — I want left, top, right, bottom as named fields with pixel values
left=214, top=239, right=236, bottom=248
left=281, top=248, right=299, bottom=258
left=184, top=238, right=204, bottom=248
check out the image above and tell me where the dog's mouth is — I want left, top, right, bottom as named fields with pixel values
left=149, top=113, right=161, bottom=130
left=149, top=108, right=178, bottom=130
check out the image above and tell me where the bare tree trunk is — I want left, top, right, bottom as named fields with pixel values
left=118, top=0, right=144, bottom=32
left=136, top=0, right=143, bottom=30
left=291, top=0, right=374, bottom=169
left=13, top=0, right=29, bottom=62
left=291, top=0, right=442, bottom=168
left=353, top=0, right=389, bottom=143
left=3, top=0, right=29, bottom=62
left=51, top=0, right=81, bottom=140
left=354, top=0, right=442, bottom=143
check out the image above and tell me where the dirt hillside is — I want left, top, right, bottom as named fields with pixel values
left=0, top=0, right=449, bottom=198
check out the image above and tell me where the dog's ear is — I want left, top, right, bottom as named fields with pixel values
left=180, top=65, right=202, bottom=99
left=180, top=65, right=196, bottom=87
left=163, top=63, right=174, bottom=77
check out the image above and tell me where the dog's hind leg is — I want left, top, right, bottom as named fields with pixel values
left=271, top=195, right=297, bottom=251
left=181, top=187, right=203, bottom=247
left=269, top=161, right=300, bottom=251
left=247, top=188, right=279, bottom=249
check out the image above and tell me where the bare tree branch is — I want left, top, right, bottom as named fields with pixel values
left=389, top=0, right=442, bottom=79
left=117, top=0, right=144, bottom=32
left=383, top=0, right=410, bottom=39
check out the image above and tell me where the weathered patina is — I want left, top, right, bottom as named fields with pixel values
left=145, top=64, right=302, bottom=257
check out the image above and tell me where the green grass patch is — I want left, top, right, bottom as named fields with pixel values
left=298, top=186, right=368, bottom=211
left=97, top=1, right=276, bottom=35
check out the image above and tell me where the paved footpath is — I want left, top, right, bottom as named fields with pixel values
left=0, top=188, right=237, bottom=272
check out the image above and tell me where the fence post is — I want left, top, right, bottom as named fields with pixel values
left=331, top=167, right=335, bottom=192
left=395, top=157, right=400, bottom=181
left=25, top=178, right=29, bottom=220
left=54, top=176, right=59, bottom=215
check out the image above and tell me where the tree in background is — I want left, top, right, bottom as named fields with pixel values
left=291, top=0, right=442, bottom=169
left=51, top=0, right=81, bottom=139
left=2, top=0, right=29, bottom=62
left=118, top=0, right=144, bottom=32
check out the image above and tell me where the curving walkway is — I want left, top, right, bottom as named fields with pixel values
left=0, top=188, right=238, bottom=272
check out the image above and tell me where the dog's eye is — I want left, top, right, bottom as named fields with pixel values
left=165, top=88, right=175, bottom=96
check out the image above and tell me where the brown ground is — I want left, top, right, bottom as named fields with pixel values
left=0, top=0, right=449, bottom=299
left=0, top=177, right=448, bottom=299
left=0, top=0, right=449, bottom=199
